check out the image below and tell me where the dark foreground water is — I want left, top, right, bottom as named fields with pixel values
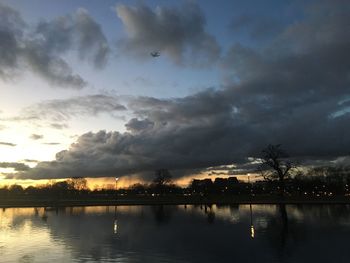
left=1, top=204, right=350, bottom=263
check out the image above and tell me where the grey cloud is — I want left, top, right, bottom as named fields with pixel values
left=0, top=141, right=16, bottom=147
left=116, top=2, right=220, bottom=66
left=229, top=14, right=285, bottom=41
left=15, top=1, right=350, bottom=180
left=0, top=3, right=24, bottom=79
left=35, top=8, right=110, bottom=69
left=43, top=142, right=61, bottom=145
left=0, top=4, right=110, bottom=88
left=22, top=41, right=87, bottom=89
left=50, top=123, right=69, bottom=130
left=30, top=134, right=43, bottom=140
left=275, top=0, right=350, bottom=55
left=74, top=8, right=110, bottom=68
left=23, top=159, right=39, bottom=163
left=5, top=95, right=126, bottom=127
left=206, top=163, right=261, bottom=177
left=0, top=162, right=30, bottom=171
left=125, top=118, right=154, bottom=133
left=333, top=156, right=350, bottom=167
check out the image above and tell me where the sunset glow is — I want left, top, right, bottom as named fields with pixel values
left=0, top=0, right=349, bottom=187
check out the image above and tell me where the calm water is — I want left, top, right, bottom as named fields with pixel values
left=1, top=204, right=350, bottom=263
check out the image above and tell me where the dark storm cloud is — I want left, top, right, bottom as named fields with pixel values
left=116, top=2, right=220, bottom=66
left=3, top=95, right=127, bottom=128
left=30, top=134, right=43, bottom=140
left=0, top=4, right=109, bottom=88
left=0, top=3, right=24, bottom=79
left=15, top=1, right=350, bottom=180
left=0, top=142, right=16, bottom=147
left=0, top=162, right=29, bottom=171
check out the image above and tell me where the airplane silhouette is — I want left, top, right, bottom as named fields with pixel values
left=150, top=51, right=160, bottom=57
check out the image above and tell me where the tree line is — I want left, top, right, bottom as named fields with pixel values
left=1, top=145, right=350, bottom=199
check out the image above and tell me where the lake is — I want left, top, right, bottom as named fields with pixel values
left=0, top=204, right=349, bottom=262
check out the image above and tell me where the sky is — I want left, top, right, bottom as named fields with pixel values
left=0, top=0, right=349, bottom=186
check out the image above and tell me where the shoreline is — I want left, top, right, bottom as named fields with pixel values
left=1, top=196, right=350, bottom=208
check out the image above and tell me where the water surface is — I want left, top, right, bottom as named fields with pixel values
left=1, top=204, right=349, bottom=262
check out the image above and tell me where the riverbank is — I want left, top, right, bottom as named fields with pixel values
left=1, top=195, right=350, bottom=208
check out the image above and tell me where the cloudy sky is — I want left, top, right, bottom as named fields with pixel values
left=0, top=0, right=349, bottom=186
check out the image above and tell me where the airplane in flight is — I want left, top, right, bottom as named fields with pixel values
left=150, top=51, right=160, bottom=57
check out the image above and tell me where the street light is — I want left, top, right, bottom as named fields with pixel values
left=247, top=173, right=253, bottom=197
left=115, top=177, right=119, bottom=201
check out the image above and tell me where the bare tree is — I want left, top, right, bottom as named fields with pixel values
left=67, top=177, right=88, bottom=191
left=259, top=144, right=293, bottom=196
left=153, top=169, right=172, bottom=185
left=153, top=169, right=172, bottom=195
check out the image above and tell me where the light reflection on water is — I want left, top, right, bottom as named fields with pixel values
left=1, top=204, right=350, bottom=262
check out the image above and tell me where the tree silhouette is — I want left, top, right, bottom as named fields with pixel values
left=260, top=144, right=293, bottom=196
left=153, top=169, right=172, bottom=195
left=68, top=177, right=88, bottom=191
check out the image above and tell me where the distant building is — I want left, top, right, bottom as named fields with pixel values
left=190, top=177, right=239, bottom=193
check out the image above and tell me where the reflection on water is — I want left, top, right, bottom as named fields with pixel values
left=250, top=204, right=255, bottom=239
left=113, top=206, right=118, bottom=234
left=1, top=204, right=350, bottom=262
